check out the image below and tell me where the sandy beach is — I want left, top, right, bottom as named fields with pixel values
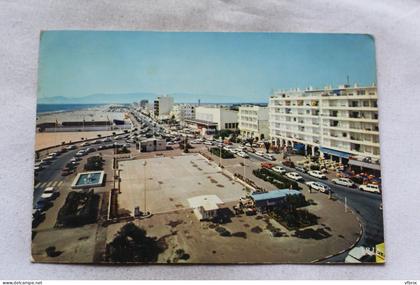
left=35, top=131, right=118, bottom=151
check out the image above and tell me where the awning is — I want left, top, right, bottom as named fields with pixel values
left=319, top=147, right=351, bottom=159
left=348, top=159, right=381, bottom=170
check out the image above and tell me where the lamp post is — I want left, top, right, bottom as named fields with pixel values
left=219, top=139, right=222, bottom=168
left=243, top=156, right=246, bottom=179
left=143, top=160, right=147, bottom=213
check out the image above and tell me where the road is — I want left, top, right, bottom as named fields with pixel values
left=236, top=146, right=384, bottom=262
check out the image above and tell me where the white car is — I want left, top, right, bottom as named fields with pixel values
left=65, top=145, right=77, bottom=150
left=255, top=151, right=265, bottom=156
left=359, top=184, right=381, bottom=194
left=263, top=154, right=276, bottom=161
left=80, top=142, right=90, bottom=147
left=204, top=141, right=213, bottom=145
left=332, top=178, right=356, bottom=188
left=236, top=151, right=249, bottom=158
left=41, top=186, right=58, bottom=200
left=75, top=150, right=85, bottom=157
left=285, top=172, right=304, bottom=182
left=272, top=166, right=286, bottom=174
left=305, top=181, right=331, bottom=193
left=308, top=170, right=327, bottom=179
left=228, top=149, right=238, bottom=154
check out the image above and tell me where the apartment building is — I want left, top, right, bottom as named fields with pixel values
left=153, top=95, right=174, bottom=120
left=170, top=104, right=195, bottom=123
left=185, top=106, right=238, bottom=135
left=269, top=84, right=380, bottom=164
left=238, top=105, right=269, bottom=141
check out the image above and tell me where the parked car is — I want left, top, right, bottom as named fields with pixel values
left=359, top=183, right=381, bottom=194
left=61, top=168, right=74, bottom=176
left=32, top=209, right=45, bottom=228
left=34, top=199, right=53, bottom=211
left=272, top=166, right=286, bottom=174
left=255, top=151, right=265, bottom=156
left=282, top=160, right=295, bottom=168
left=204, top=141, right=213, bottom=145
left=285, top=172, right=304, bottom=182
left=75, top=150, right=85, bottom=157
left=261, top=162, right=274, bottom=169
left=41, top=186, right=59, bottom=200
left=308, top=170, right=327, bottom=179
left=305, top=181, right=331, bottom=194
left=80, top=142, right=90, bottom=147
left=332, top=178, right=356, bottom=188
left=295, top=166, right=307, bottom=173
left=263, top=154, right=276, bottom=161
left=65, top=145, right=77, bottom=150
left=236, top=151, right=249, bottom=158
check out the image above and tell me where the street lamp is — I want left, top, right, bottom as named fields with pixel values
left=143, top=160, right=147, bottom=213
left=243, top=156, right=246, bottom=179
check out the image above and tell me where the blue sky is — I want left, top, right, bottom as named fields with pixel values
left=38, top=31, right=376, bottom=103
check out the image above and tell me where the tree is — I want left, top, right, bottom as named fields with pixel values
left=97, top=134, right=102, bottom=138
left=84, top=156, right=104, bottom=171
left=107, top=223, right=164, bottom=263
left=264, top=141, right=271, bottom=153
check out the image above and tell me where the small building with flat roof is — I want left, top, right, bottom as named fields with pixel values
left=139, top=138, right=166, bottom=152
left=188, top=195, right=224, bottom=221
left=250, top=189, right=302, bottom=211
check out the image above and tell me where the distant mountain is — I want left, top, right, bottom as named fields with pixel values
left=38, top=92, right=266, bottom=104
left=38, top=92, right=158, bottom=104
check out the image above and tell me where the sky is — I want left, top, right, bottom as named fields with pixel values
left=38, top=31, right=377, bottom=103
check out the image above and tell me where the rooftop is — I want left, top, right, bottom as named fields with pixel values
left=251, top=189, right=301, bottom=202
left=188, top=195, right=224, bottom=211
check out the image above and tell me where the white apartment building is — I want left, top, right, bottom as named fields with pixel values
left=269, top=84, right=380, bottom=164
left=238, top=105, right=269, bottom=141
left=153, top=95, right=174, bottom=120
left=170, top=104, right=195, bottom=123
left=185, top=106, right=238, bottom=135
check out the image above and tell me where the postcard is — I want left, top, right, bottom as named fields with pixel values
left=32, top=31, right=384, bottom=264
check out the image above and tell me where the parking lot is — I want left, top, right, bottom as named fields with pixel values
left=118, top=154, right=246, bottom=215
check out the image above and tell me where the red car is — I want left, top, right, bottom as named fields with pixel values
left=261, top=162, right=274, bottom=169
left=282, top=160, right=295, bottom=168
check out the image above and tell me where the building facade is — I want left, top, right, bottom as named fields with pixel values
left=238, top=105, right=269, bottom=141
left=153, top=95, right=174, bottom=120
left=269, top=84, right=380, bottom=163
left=170, top=104, right=195, bottom=123
left=139, top=138, right=166, bottom=152
left=192, top=106, right=239, bottom=131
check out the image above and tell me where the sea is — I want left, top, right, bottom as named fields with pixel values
left=36, top=104, right=105, bottom=114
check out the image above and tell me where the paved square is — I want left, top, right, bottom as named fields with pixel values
left=118, top=154, right=246, bottom=215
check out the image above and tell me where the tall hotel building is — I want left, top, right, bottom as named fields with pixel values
left=238, top=105, right=269, bottom=141
left=269, top=84, right=380, bottom=166
left=153, top=95, right=174, bottom=120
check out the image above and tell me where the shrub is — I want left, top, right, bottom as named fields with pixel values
left=215, top=226, right=231, bottom=237
left=232, top=232, right=247, bottom=239
left=84, top=156, right=104, bottom=171
left=106, top=222, right=165, bottom=262
left=253, top=168, right=300, bottom=190
left=56, top=190, right=99, bottom=227
left=209, top=147, right=234, bottom=159
left=251, top=226, right=263, bottom=233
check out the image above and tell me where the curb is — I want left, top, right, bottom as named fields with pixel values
left=310, top=200, right=364, bottom=263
